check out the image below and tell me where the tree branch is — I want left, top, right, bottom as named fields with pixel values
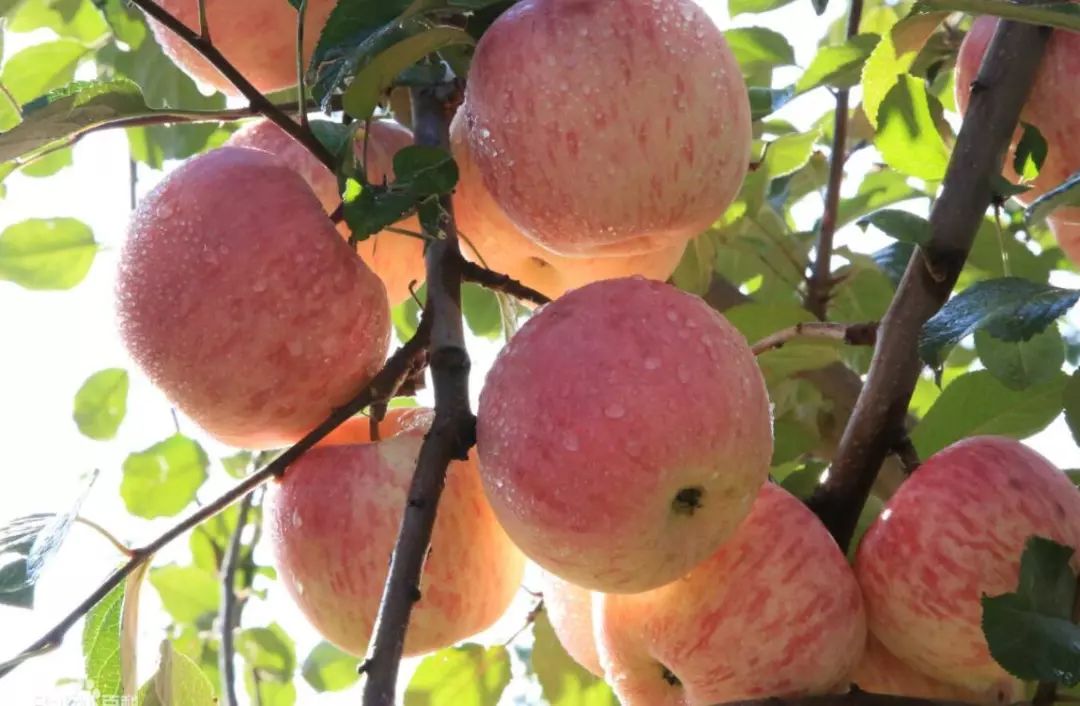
left=751, top=321, right=878, bottom=356
left=805, top=0, right=865, bottom=319
left=0, top=324, right=431, bottom=680
left=459, top=259, right=551, bottom=307
left=807, top=16, right=1053, bottom=549
left=218, top=492, right=255, bottom=706
left=125, top=0, right=335, bottom=170
left=361, top=81, right=474, bottom=706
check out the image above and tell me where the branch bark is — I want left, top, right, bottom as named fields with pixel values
left=460, top=259, right=551, bottom=307
left=218, top=492, right=255, bottom=706
left=0, top=324, right=430, bottom=680
left=804, top=0, right=866, bottom=319
left=807, top=16, right=1053, bottom=549
left=751, top=321, right=878, bottom=356
left=361, top=82, right=474, bottom=706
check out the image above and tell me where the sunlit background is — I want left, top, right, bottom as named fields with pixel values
left=1, top=1, right=1078, bottom=704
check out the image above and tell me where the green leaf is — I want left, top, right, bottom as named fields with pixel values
left=462, top=282, right=501, bottom=340
left=236, top=624, right=296, bottom=680
left=919, top=278, right=1080, bottom=368
left=1025, top=171, right=1080, bottom=226
left=861, top=12, right=947, bottom=128
left=910, top=370, right=1066, bottom=457
left=393, top=145, right=458, bottom=196
left=795, top=34, right=880, bottom=94
left=10, top=0, right=108, bottom=42
left=914, top=0, right=1080, bottom=33
left=982, top=537, right=1080, bottom=686
left=342, top=26, right=473, bottom=120
left=302, top=641, right=360, bottom=692
left=1014, top=122, right=1048, bottom=182
left=73, top=368, right=128, bottom=441
left=874, top=74, right=950, bottom=181
left=140, top=641, right=218, bottom=706
left=724, top=28, right=796, bottom=73
left=0, top=79, right=146, bottom=165
left=729, top=0, right=796, bottom=16
left=0, top=217, right=97, bottom=290
left=149, top=565, right=220, bottom=625
left=0, top=39, right=88, bottom=110
left=836, top=168, right=924, bottom=228
left=82, top=581, right=124, bottom=699
left=120, top=435, right=208, bottom=519
left=858, top=208, right=931, bottom=246
left=310, top=0, right=411, bottom=75
left=1065, top=370, right=1080, bottom=447
left=975, top=327, right=1064, bottom=391
left=763, top=128, right=819, bottom=179
left=405, top=644, right=511, bottom=706
left=748, top=85, right=795, bottom=121
left=532, top=611, right=617, bottom=706
left=392, top=283, right=425, bottom=341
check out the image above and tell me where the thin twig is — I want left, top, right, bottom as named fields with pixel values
left=74, top=516, right=133, bottom=558
left=362, top=81, right=474, bottom=706
left=892, top=436, right=921, bottom=475
left=219, top=492, right=254, bottom=706
left=295, top=0, right=309, bottom=131
left=125, top=0, right=334, bottom=170
left=0, top=323, right=431, bottom=680
left=460, top=259, right=551, bottom=307
left=807, top=15, right=1053, bottom=549
left=805, top=0, right=866, bottom=319
left=501, top=600, right=544, bottom=647
left=196, top=0, right=210, bottom=40
left=751, top=322, right=878, bottom=356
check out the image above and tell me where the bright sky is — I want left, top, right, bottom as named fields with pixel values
left=1, top=2, right=1078, bottom=705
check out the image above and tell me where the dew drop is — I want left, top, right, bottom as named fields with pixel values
left=562, top=432, right=580, bottom=452
left=644, top=357, right=661, bottom=370
left=604, top=403, right=626, bottom=419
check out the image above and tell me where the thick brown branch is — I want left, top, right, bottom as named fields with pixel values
left=807, top=16, right=1053, bottom=549
left=125, top=0, right=335, bottom=170
left=805, top=0, right=865, bottom=319
left=460, top=259, right=551, bottom=307
left=361, top=82, right=473, bottom=706
left=751, top=321, right=878, bottom=356
left=0, top=325, right=431, bottom=680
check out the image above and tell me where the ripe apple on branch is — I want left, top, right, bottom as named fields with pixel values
left=0, top=1, right=1078, bottom=706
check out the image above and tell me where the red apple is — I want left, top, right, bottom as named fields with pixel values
left=595, top=483, right=867, bottom=706
left=476, top=277, right=773, bottom=593
left=449, top=109, right=688, bottom=302
left=149, top=0, right=337, bottom=95
left=855, top=436, right=1080, bottom=697
left=225, top=118, right=426, bottom=304
left=267, top=409, right=527, bottom=656
left=955, top=17, right=1080, bottom=231
left=459, top=0, right=751, bottom=257
left=116, top=146, right=390, bottom=449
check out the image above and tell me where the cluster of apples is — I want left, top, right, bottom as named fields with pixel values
left=115, top=0, right=1080, bottom=703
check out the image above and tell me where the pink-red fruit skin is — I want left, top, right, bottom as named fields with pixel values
left=267, top=409, right=526, bottom=657
left=1049, top=216, right=1080, bottom=268
left=150, top=0, right=337, bottom=94
left=595, top=483, right=867, bottom=706
left=224, top=119, right=426, bottom=304
left=848, top=636, right=1000, bottom=705
left=477, top=277, right=773, bottom=593
left=955, top=16, right=1080, bottom=261
left=460, top=0, right=751, bottom=257
left=537, top=569, right=603, bottom=676
left=116, top=147, right=390, bottom=449
left=855, top=436, right=1080, bottom=698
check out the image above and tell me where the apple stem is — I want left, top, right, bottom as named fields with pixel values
left=460, top=258, right=551, bottom=307
left=807, top=12, right=1054, bottom=551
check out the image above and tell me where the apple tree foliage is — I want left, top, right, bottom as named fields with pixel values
left=0, top=0, right=1079, bottom=704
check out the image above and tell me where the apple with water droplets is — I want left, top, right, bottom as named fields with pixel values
left=458, top=0, right=751, bottom=257
left=267, top=409, right=526, bottom=656
left=225, top=118, right=426, bottom=304
left=476, top=277, right=773, bottom=593
left=148, top=0, right=338, bottom=94
left=115, top=146, right=390, bottom=449
left=594, top=483, right=866, bottom=705
left=855, top=436, right=1080, bottom=698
